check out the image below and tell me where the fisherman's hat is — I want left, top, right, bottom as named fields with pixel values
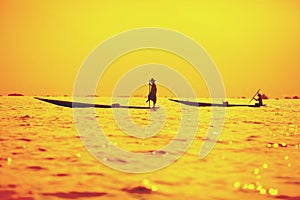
left=149, top=78, right=156, bottom=83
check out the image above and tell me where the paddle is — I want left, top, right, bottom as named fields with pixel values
left=148, top=82, right=151, bottom=108
left=248, top=89, right=260, bottom=104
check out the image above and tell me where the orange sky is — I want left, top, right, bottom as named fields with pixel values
left=1, top=0, right=299, bottom=97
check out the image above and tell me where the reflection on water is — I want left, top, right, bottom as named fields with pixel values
left=0, top=97, right=299, bottom=200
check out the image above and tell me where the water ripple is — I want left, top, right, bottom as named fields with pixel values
left=42, top=191, right=107, bottom=199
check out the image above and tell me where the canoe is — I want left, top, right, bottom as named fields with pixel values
left=35, top=97, right=152, bottom=109
left=169, top=99, right=264, bottom=107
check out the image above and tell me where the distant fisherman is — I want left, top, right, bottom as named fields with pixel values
left=254, top=93, right=263, bottom=106
left=146, top=78, right=157, bottom=108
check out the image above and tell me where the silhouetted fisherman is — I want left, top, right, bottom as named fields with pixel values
left=254, top=93, right=263, bottom=106
left=146, top=78, right=157, bottom=108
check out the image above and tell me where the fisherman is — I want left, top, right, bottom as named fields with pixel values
left=254, top=93, right=263, bottom=106
left=146, top=78, right=157, bottom=108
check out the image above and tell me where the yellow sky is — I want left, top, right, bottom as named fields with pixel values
left=1, top=0, right=299, bottom=97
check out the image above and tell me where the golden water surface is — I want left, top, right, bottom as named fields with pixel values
left=0, top=97, right=299, bottom=200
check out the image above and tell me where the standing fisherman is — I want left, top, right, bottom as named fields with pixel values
left=146, top=78, right=157, bottom=108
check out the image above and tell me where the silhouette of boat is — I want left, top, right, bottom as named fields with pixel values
left=35, top=97, right=152, bottom=109
left=169, top=99, right=264, bottom=107
left=8, top=93, right=24, bottom=96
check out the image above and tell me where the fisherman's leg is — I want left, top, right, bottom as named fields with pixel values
left=153, top=98, right=157, bottom=108
left=146, top=95, right=150, bottom=103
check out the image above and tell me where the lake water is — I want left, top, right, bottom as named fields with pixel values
left=0, top=97, right=299, bottom=200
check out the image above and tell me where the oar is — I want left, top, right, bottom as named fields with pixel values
left=248, top=89, right=260, bottom=104
left=148, top=82, right=151, bottom=108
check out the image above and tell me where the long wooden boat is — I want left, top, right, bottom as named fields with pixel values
left=35, top=97, right=152, bottom=109
left=169, top=99, right=264, bottom=107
